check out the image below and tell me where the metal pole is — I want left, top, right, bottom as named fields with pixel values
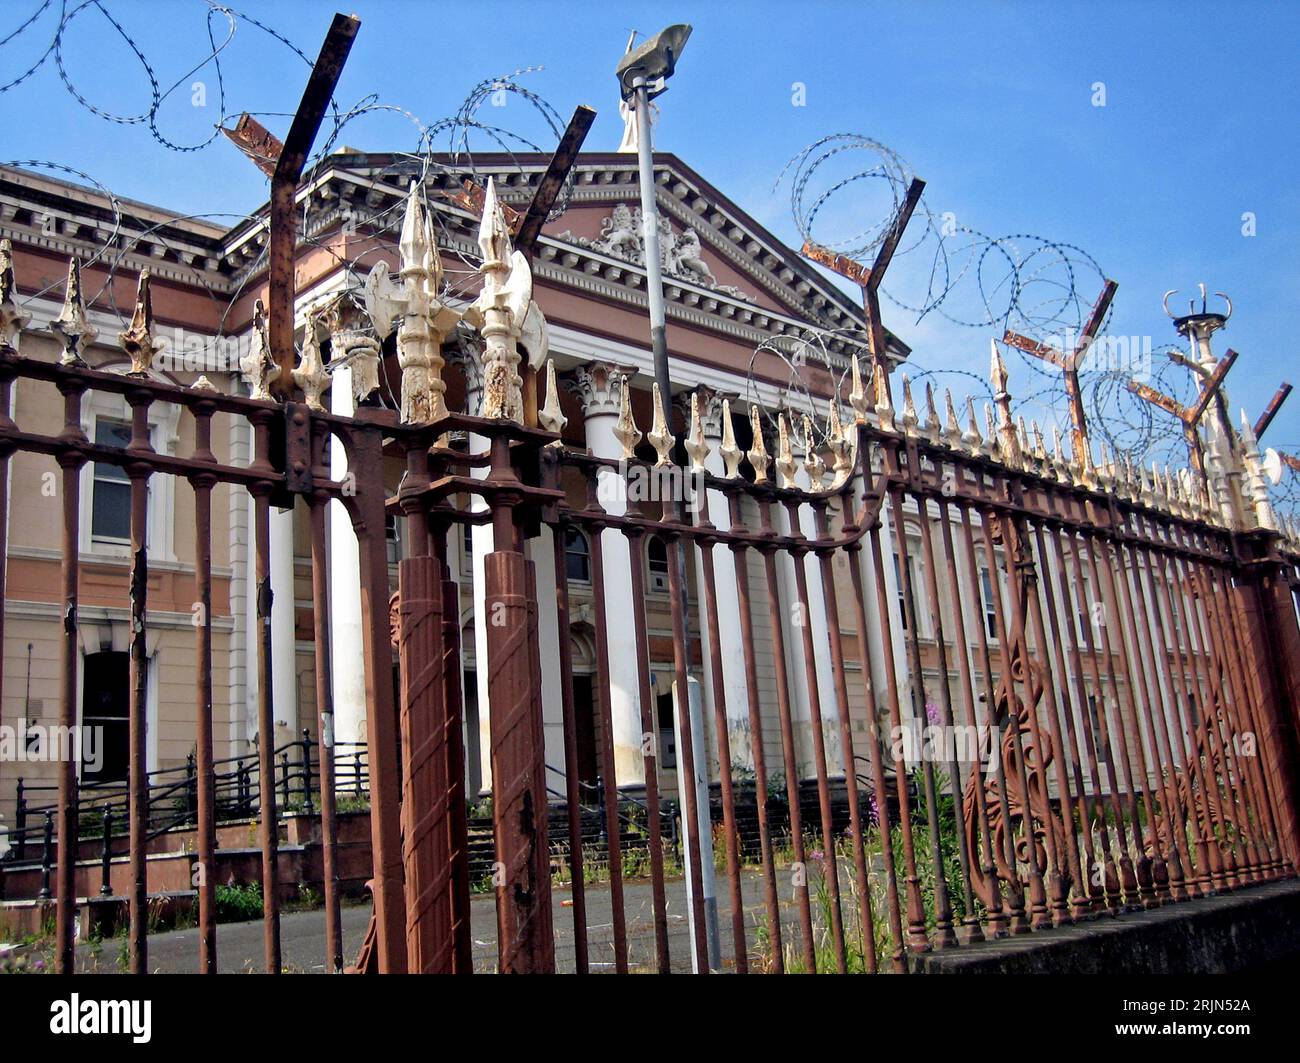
left=631, top=74, right=720, bottom=969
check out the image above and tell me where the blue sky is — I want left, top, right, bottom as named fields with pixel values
left=3, top=0, right=1298, bottom=473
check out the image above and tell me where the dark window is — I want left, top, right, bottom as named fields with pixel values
left=893, top=555, right=908, bottom=630
left=91, top=419, right=133, bottom=542
left=1075, top=576, right=1094, bottom=648
left=564, top=529, right=590, bottom=583
left=385, top=513, right=401, bottom=565
left=571, top=675, right=599, bottom=790
left=82, top=651, right=129, bottom=782
left=979, top=566, right=999, bottom=640
left=647, top=536, right=670, bottom=593
left=894, top=552, right=925, bottom=633
left=656, top=689, right=677, bottom=770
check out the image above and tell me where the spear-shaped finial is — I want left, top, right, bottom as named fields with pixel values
left=539, top=358, right=567, bottom=445
left=1050, top=426, right=1071, bottom=483
left=648, top=381, right=676, bottom=467
left=292, top=311, right=330, bottom=412
left=849, top=352, right=870, bottom=424
left=119, top=270, right=159, bottom=376
left=720, top=398, right=743, bottom=478
left=685, top=390, right=710, bottom=473
left=51, top=257, right=97, bottom=365
left=0, top=239, right=31, bottom=352
left=748, top=404, right=771, bottom=483
left=240, top=298, right=278, bottom=400
left=827, top=398, right=853, bottom=486
left=802, top=414, right=826, bottom=486
left=775, top=412, right=798, bottom=488
left=983, top=402, right=999, bottom=458
left=612, top=376, right=642, bottom=458
left=873, top=362, right=895, bottom=432
left=922, top=381, right=940, bottom=441
left=899, top=374, right=918, bottom=436
left=472, top=176, right=533, bottom=422
left=990, top=336, right=1008, bottom=397
left=942, top=389, right=963, bottom=449
left=962, top=395, right=983, bottom=455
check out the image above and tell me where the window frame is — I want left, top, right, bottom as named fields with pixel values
left=646, top=535, right=670, bottom=595
left=79, top=383, right=180, bottom=562
left=563, top=528, right=591, bottom=584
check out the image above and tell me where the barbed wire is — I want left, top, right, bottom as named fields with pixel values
left=0, top=0, right=588, bottom=425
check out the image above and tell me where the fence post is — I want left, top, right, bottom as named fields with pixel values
left=342, top=419, right=407, bottom=974
left=395, top=435, right=456, bottom=973
left=595, top=775, right=607, bottom=847
left=14, top=777, right=25, bottom=861
left=1234, top=551, right=1300, bottom=870
left=100, top=808, right=113, bottom=896
left=482, top=432, right=554, bottom=973
left=186, top=751, right=197, bottom=820
left=301, top=729, right=314, bottom=817
left=279, top=752, right=291, bottom=814
left=39, top=811, right=53, bottom=900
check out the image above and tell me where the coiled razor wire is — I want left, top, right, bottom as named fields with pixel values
left=1, top=0, right=586, bottom=419
left=766, top=132, right=1252, bottom=480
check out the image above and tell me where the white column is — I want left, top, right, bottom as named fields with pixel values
left=693, top=391, right=752, bottom=773
left=329, top=363, right=368, bottom=753
left=270, top=501, right=297, bottom=749
left=793, top=460, right=841, bottom=773
left=569, top=362, right=645, bottom=786
left=449, top=340, right=495, bottom=795
left=531, top=524, right=567, bottom=795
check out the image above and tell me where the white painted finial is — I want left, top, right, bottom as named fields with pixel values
left=748, top=405, right=771, bottom=483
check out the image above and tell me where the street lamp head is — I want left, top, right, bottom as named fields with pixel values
left=616, top=24, right=692, bottom=101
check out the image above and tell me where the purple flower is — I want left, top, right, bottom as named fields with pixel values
left=925, top=702, right=941, bottom=726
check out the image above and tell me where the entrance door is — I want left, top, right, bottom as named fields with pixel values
left=82, top=651, right=129, bottom=782
left=571, top=674, right=599, bottom=792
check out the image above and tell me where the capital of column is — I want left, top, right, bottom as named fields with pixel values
left=445, top=326, right=486, bottom=413
left=563, top=360, right=637, bottom=418
left=673, top=385, right=737, bottom=441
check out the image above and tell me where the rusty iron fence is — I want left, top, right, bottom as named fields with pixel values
left=2, top=309, right=1299, bottom=973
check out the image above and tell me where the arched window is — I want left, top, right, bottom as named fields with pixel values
left=564, top=528, right=591, bottom=583
left=647, top=535, right=670, bottom=593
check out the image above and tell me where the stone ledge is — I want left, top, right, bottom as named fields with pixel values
left=910, top=878, right=1300, bottom=974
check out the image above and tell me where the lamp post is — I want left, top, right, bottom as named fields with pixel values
left=616, top=24, right=721, bottom=974
left=617, top=24, right=691, bottom=409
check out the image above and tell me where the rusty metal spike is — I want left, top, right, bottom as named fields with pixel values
left=0, top=238, right=31, bottom=352
left=849, top=352, right=869, bottom=424
left=51, top=257, right=98, bottom=365
left=873, top=362, right=894, bottom=432
left=922, top=380, right=940, bottom=441
left=119, top=271, right=159, bottom=376
left=941, top=388, right=962, bottom=448
left=899, top=374, right=918, bottom=436
left=240, top=298, right=278, bottom=400
left=962, top=395, right=982, bottom=455
left=292, top=312, right=331, bottom=411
